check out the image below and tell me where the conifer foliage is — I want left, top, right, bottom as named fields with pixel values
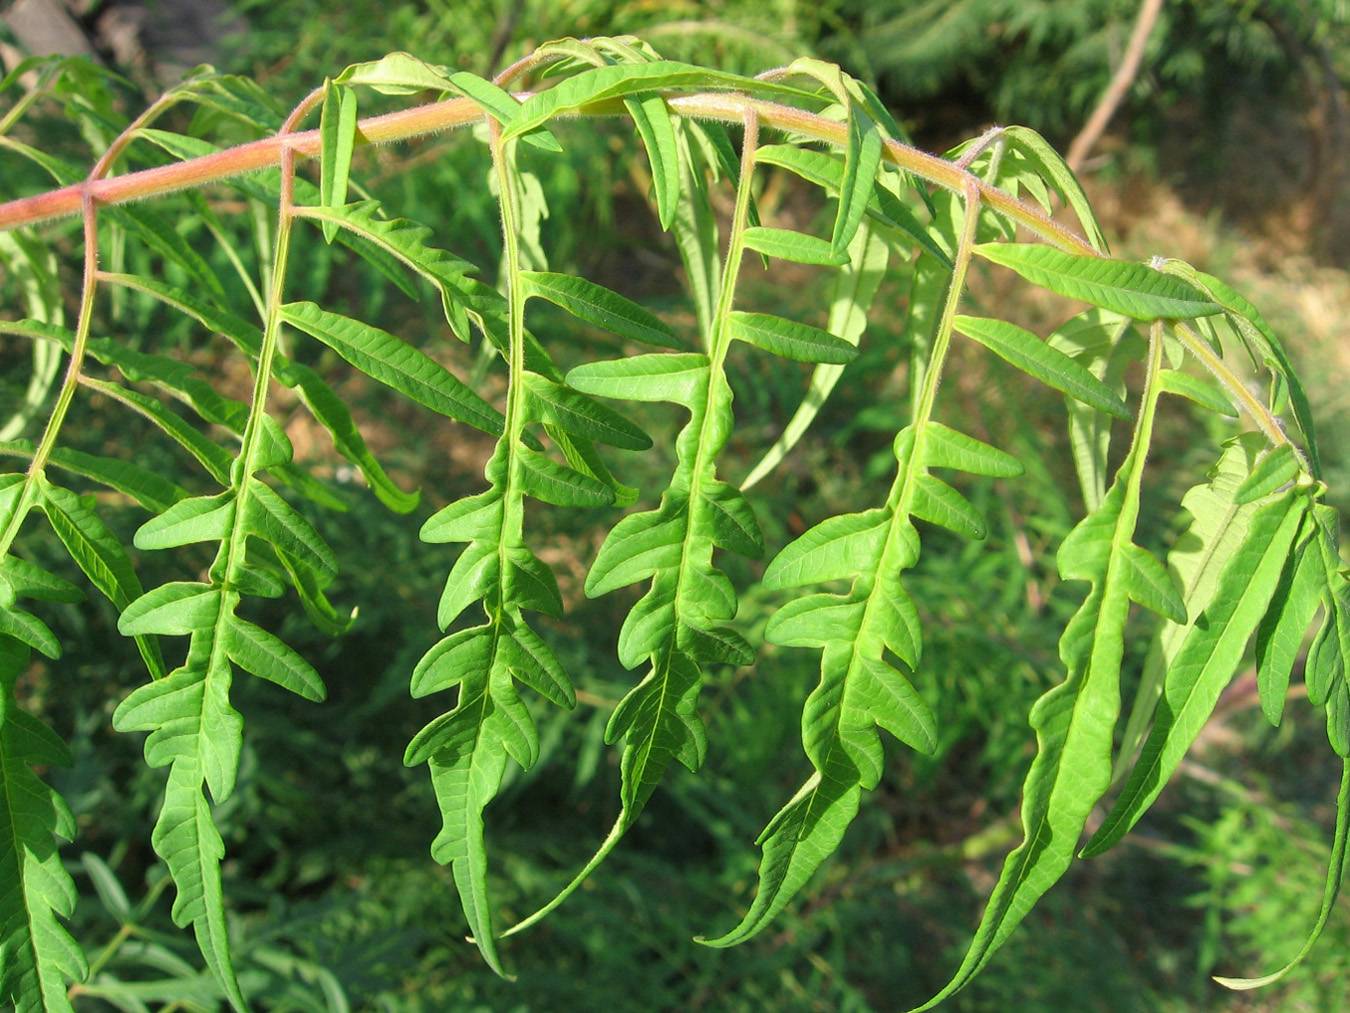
left=0, top=40, right=1345, bottom=1010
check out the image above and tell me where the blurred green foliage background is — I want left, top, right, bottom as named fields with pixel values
left=3, top=0, right=1349, bottom=1009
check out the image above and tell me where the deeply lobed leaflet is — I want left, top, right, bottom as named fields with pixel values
left=0, top=37, right=1345, bottom=1011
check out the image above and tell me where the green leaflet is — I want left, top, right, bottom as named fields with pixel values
left=625, top=92, right=680, bottom=230
left=919, top=326, right=1172, bottom=1008
left=503, top=61, right=817, bottom=141
left=1045, top=309, right=1142, bottom=513
left=523, top=373, right=652, bottom=450
left=1255, top=511, right=1324, bottom=725
left=727, top=311, right=859, bottom=364
left=1216, top=758, right=1350, bottom=991
left=103, top=205, right=227, bottom=303
left=290, top=201, right=478, bottom=341
left=80, top=378, right=234, bottom=485
left=740, top=226, right=847, bottom=266
left=0, top=636, right=86, bottom=1013
left=832, top=109, right=884, bottom=258
left=763, top=509, right=890, bottom=588
left=1163, top=261, right=1320, bottom=477
left=742, top=223, right=890, bottom=491
left=280, top=301, right=503, bottom=434
left=568, top=352, right=710, bottom=405
left=1235, top=444, right=1301, bottom=504
left=36, top=478, right=165, bottom=678
left=755, top=144, right=951, bottom=267
left=1158, top=368, right=1238, bottom=417
left=1085, top=488, right=1310, bottom=856
left=223, top=618, right=326, bottom=701
left=974, top=244, right=1222, bottom=320
left=135, top=493, right=236, bottom=550
left=318, top=79, right=358, bottom=243
left=520, top=271, right=682, bottom=349
left=1000, top=126, right=1109, bottom=253
left=954, top=315, right=1131, bottom=419
left=282, top=361, right=420, bottom=513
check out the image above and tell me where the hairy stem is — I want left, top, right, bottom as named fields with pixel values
left=0, top=91, right=1096, bottom=256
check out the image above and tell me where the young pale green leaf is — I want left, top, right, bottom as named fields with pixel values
left=334, top=51, right=455, bottom=94
left=727, top=312, right=859, bottom=364
left=954, top=315, right=1131, bottom=419
left=521, top=271, right=681, bottom=349
left=522, top=373, right=652, bottom=450
left=134, top=493, right=235, bottom=551
left=763, top=509, right=890, bottom=589
left=625, top=93, right=680, bottom=230
left=318, top=80, right=358, bottom=243
left=281, top=302, right=502, bottom=434
left=1083, top=489, right=1309, bottom=858
left=974, top=244, right=1222, bottom=320
left=740, top=227, right=847, bottom=266
left=223, top=616, right=325, bottom=701
left=1235, top=444, right=1302, bottom=504
left=516, top=447, right=614, bottom=508
left=567, top=353, right=709, bottom=406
